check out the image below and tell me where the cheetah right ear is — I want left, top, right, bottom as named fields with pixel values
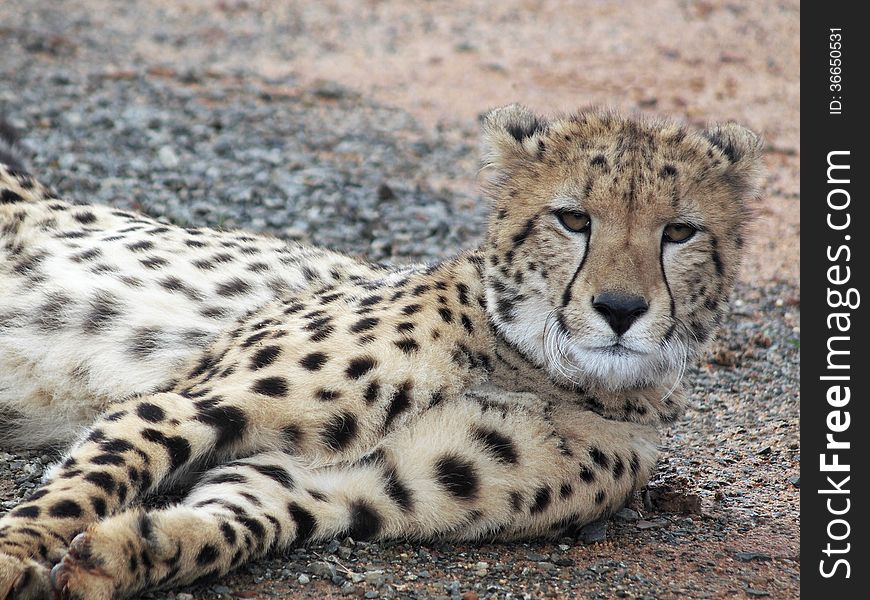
left=480, top=104, right=549, bottom=170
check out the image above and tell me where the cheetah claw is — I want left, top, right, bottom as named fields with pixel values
left=49, top=534, right=114, bottom=600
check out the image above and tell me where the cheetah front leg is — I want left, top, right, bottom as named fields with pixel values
left=0, top=390, right=277, bottom=599
left=47, top=395, right=660, bottom=599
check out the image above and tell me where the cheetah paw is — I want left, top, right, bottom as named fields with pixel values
left=0, top=553, right=51, bottom=600
left=48, top=534, right=114, bottom=600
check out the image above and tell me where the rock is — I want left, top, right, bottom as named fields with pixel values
left=788, top=475, right=800, bottom=488
left=577, top=519, right=608, bottom=543
left=526, top=552, right=549, bottom=562
left=473, top=561, right=488, bottom=576
left=157, top=145, right=180, bottom=168
left=176, top=594, right=194, bottom=600
left=735, top=551, right=772, bottom=562
left=341, top=581, right=355, bottom=595
left=645, top=477, right=703, bottom=515
left=614, top=508, right=640, bottom=522
left=636, top=519, right=668, bottom=530
left=364, top=571, right=386, bottom=587
left=745, top=588, right=771, bottom=597
left=297, top=574, right=310, bottom=584
left=309, top=561, right=336, bottom=579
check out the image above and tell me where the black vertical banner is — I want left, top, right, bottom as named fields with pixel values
left=802, top=4, right=869, bottom=598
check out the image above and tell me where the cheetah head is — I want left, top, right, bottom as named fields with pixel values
left=480, top=105, right=762, bottom=391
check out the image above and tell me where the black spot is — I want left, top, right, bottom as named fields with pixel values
left=251, top=376, right=289, bottom=397
left=10, top=505, right=40, bottom=518
left=140, top=256, right=168, bottom=270
left=460, top=314, right=474, bottom=334
left=216, top=277, right=252, bottom=297
left=205, top=472, right=248, bottom=485
left=401, top=303, right=422, bottom=316
left=434, top=454, right=479, bottom=500
left=629, top=451, right=641, bottom=475
left=220, top=522, right=237, bottom=545
left=250, top=345, right=282, bottom=370
left=141, top=428, right=191, bottom=472
left=288, top=502, right=317, bottom=542
left=396, top=321, right=415, bottom=333
left=281, top=424, right=302, bottom=453
left=509, top=491, right=524, bottom=512
left=136, top=402, right=165, bottom=423
left=594, top=490, right=606, bottom=505
left=471, top=426, right=519, bottom=464
left=246, top=463, right=295, bottom=489
left=590, top=154, right=608, bottom=168
left=530, top=486, right=552, bottom=514
left=348, top=501, right=382, bottom=541
left=346, top=356, right=377, bottom=379
left=363, top=381, right=380, bottom=404
left=196, top=405, right=248, bottom=448
left=612, top=456, right=625, bottom=479
left=196, top=544, right=219, bottom=566
left=350, top=317, right=380, bottom=333
left=73, top=211, right=97, bottom=225
left=394, top=338, right=419, bottom=354
left=384, top=382, right=412, bottom=430
left=0, top=189, right=23, bottom=204
left=579, top=465, right=596, bottom=483
left=99, top=438, right=133, bottom=454
left=358, top=294, right=382, bottom=307
left=91, top=453, right=125, bottom=466
left=299, top=352, right=328, bottom=371
left=589, top=447, right=609, bottom=469
left=511, top=217, right=537, bottom=248
left=91, top=496, right=107, bottom=517
left=84, top=291, right=123, bottom=334
left=317, top=389, right=341, bottom=401
left=660, top=164, right=678, bottom=178
left=83, top=471, right=115, bottom=494
left=437, top=307, right=453, bottom=323
left=384, top=468, right=414, bottom=512
left=241, top=330, right=269, bottom=348
left=321, top=411, right=358, bottom=451
left=49, top=500, right=82, bottom=518
left=126, top=240, right=153, bottom=252
left=560, top=482, right=573, bottom=499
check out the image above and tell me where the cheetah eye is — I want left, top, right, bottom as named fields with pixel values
left=555, top=210, right=591, bottom=233
left=663, top=223, right=697, bottom=243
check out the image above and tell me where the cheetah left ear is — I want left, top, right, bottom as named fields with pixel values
left=480, top=104, right=549, bottom=170
left=703, top=122, right=763, bottom=196
left=702, top=122, right=762, bottom=165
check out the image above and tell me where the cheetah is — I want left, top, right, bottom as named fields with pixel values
left=0, top=105, right=761, bottom=599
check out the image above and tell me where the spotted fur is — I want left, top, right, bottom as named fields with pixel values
left=0, top=107, right=761, bottom=599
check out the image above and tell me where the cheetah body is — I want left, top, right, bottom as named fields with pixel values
left=0, top=106, right=761, bottom=599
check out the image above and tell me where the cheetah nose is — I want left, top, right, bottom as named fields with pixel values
left=591, top=292, right=649, bottom=336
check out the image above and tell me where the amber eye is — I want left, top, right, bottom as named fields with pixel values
left=663, top=223, right=697, bottom=243
left=555, top=210, right=591, bottom=233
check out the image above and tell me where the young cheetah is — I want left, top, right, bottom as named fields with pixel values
left=0, top=105, right=761, bottom=599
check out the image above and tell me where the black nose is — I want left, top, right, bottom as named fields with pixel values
left=592, top=292, right=649, bottom=336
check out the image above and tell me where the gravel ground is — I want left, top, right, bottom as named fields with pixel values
left=1, top=1, right=799, bottom=598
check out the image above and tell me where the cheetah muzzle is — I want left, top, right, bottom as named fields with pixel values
left=0, top=105, right=761, bottom=599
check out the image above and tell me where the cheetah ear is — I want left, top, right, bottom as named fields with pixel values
left=703, top=122, right=763, bottom=196
left=480, top=104, right=549, bottom=169
left=702, top=122, right=762, bottom=165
